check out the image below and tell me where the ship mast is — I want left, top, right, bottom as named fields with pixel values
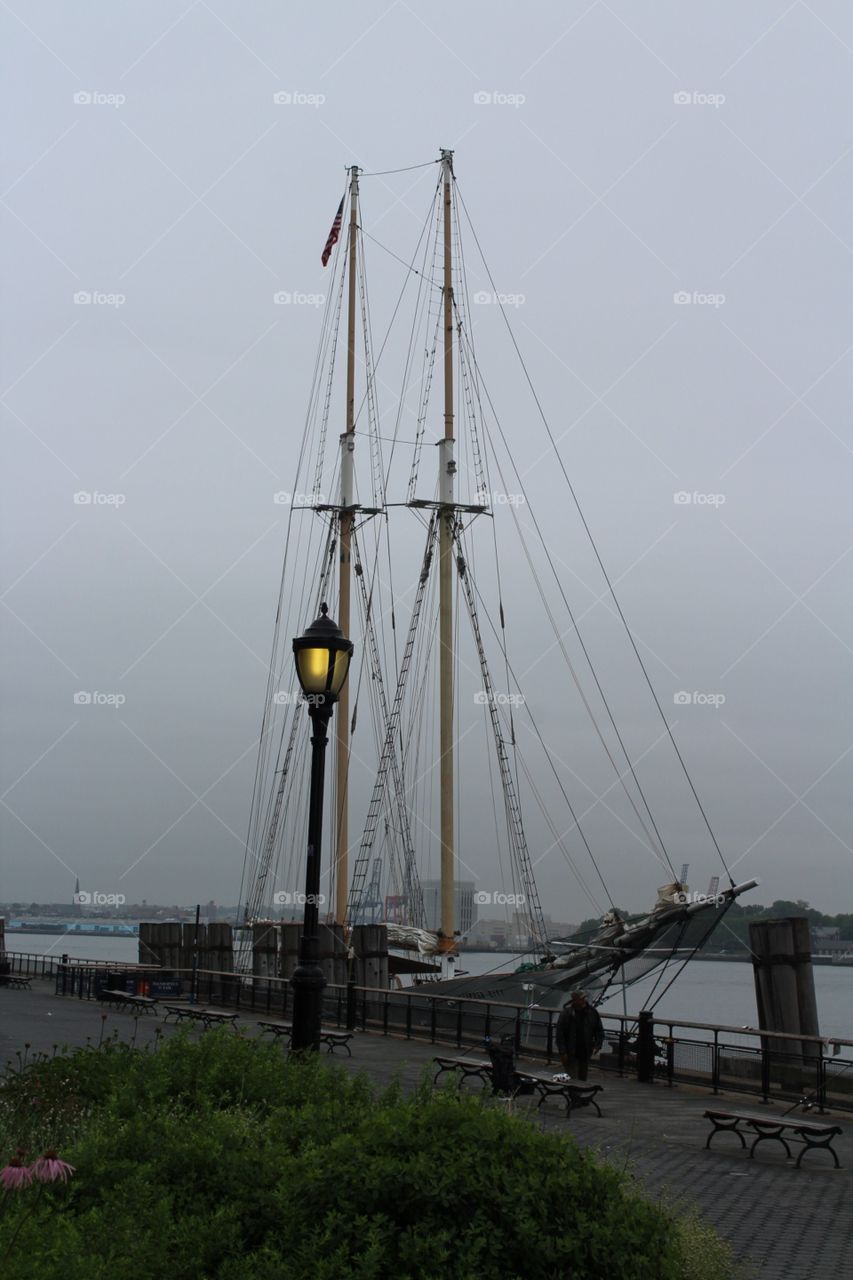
left=334, top=164, right=359, bottom=924
left=438, top=148, right=456, bottom=954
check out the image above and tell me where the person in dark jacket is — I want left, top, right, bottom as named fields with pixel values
left=555, top=990, right=604, bottom=1080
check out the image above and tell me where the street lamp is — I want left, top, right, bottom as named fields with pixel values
left=290, top=603, right=353, bottom=1052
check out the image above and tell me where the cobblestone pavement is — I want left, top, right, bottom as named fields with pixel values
left=2, top=982, right=850, bottom=1278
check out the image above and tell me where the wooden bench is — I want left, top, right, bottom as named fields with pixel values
left=99, top=989, right=158, bottom=1014
left=518, top=1073, right=604, bottom=1117
left=5, top=975, right=32, bottom=990
left=163, top=1005, right=238, bottom=1030
left=432, top=1056, right=495, bottom=1088
left=432, top=1058, right=603, bottom=1117
left=163, top=1004, right=199, bottom=1024
left=258, top=1019, right=293, bottom=1040
left=704, top=1109, right=843, bottom=1169
left=197, top=1009, right=239, bottom=1030
left=126, top=994, right=157, bottom=1014
left=258, top=1021, right=354, bottom=1055
left=99, top=988, right=128, bottom=1007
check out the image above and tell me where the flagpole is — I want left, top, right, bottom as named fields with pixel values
left=334, top=165, right=359, bottom=925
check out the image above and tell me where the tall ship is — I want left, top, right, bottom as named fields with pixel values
left=236, top=151, right=756, bottom=1012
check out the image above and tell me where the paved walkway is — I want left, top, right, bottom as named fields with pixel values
left=2, top=981, right=850, bottom=1279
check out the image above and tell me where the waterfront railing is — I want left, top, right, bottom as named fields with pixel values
left=8, top=955, right=851, bottom=1113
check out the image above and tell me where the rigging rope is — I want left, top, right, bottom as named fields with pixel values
left=454, top=178, right=734, bottom=889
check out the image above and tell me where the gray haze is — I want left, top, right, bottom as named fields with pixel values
left=2, top=1, right=852, bottom=917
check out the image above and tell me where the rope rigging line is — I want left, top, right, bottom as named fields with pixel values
left=454, top=535, right=549, bottom=954
left=237, top=250, right=348, bottom=939
left=358, top=226, right=443, bottom=288
left=238, top=527, right=338, bottom=953
left=453, top=429, right=673, bottom=888
left=346, top=515, right=439, bottom=927
left=350, top=521, right=426, bottom=926
left=452, top=314, right=677, bottom=881
left=454, top=178, right=734, bottom=889
left=359, top=159, right=442, bottom=177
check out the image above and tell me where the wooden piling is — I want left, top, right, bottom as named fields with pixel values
left=750, top=917, right=821, bottom=1076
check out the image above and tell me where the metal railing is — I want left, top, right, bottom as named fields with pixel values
left=36, top=960, right=853, bottom=1113
left=1, top=950, right=158, bottom=978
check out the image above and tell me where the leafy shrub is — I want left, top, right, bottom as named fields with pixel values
left=0, top=1031, right=736, bottom=1280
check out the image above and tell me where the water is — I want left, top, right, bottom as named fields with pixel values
left=457, top=952, right=853, bottom=1040
left=6, top=933, right=139, bottom=965
left=8, top=935, right=851, bottom=1039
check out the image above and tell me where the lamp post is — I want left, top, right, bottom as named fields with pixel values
left=290, top=603, right=353, bottom=1052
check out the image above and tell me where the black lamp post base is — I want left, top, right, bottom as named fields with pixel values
left=290, top=958, right=326, bottom=1053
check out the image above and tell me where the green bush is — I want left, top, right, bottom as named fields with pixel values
left=0, top=1032, right=735, bottom=1280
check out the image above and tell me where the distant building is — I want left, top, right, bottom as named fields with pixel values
left=421, top=880, right=477, bottom=936
left=464, top=917, right=511, bottom=948
left=810, top=926, right=851, bottom=957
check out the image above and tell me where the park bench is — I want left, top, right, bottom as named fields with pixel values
left=163, top=1003, right=198, bottom=1024
left=3, top=975, right=32, bottom=990
left=517, top=1072, right=604, bottom=1117
left=432, top=1056, right=494, bottom=1088
left=257, top=1020, right=354, bottom=1056
left=197, top=1009, right=239, bottom=1030
left=704, top=1109, right=843, bottom=1169
left=432, top=1057, right=603, bottom=1118
left=163, top=1005, right=238, bottom=1030
left=99, top=989, right=158, bottom=1014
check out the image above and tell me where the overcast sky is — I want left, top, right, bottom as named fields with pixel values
left=2, top=1, right=851, bottom=919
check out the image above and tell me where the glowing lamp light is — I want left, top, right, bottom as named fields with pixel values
left=292, top=603, right=353, bottom=701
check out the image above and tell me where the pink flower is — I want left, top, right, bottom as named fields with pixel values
left=1, top=1158, right=33, bottom=1190
left=31, top=1151, right=75, bottom=1184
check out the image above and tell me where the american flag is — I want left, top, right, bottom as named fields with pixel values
left=321, top=198, right=344, bottom=267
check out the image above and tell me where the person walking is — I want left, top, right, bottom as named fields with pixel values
left=555, top=990, right=603, bottom=1081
